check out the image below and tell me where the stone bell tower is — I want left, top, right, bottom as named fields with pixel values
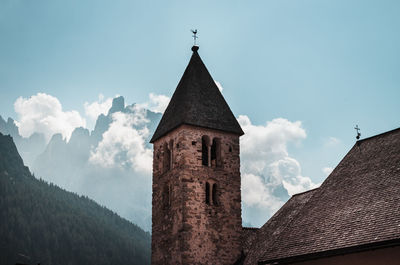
left=150, top=45, right=244, bottom=265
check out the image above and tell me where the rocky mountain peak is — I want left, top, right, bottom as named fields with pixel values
left=108, top=96, right=125, bottom=115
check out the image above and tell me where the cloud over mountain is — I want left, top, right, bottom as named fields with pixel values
left=136, top=93, right=170, bottom=114
left=90, top=106, right=153, bottom=174
left=19, top=95, right=162, bottom=231
left=14, top=93, right=86, bottom=142
left=84, top=94, right=114, bottom=124
left=238, top=115, right=319, bottom=226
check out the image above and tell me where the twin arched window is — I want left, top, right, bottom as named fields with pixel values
left=202, top=136, right=222, bottom=167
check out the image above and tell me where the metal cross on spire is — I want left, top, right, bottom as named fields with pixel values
left=354, top=125, right=361, bottom=140
left=191, top=29, right=198, bottom=45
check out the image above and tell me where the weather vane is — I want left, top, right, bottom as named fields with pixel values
left=191, top=29, right=198, bottom=45
left=354, top=125, right=361, bottom=140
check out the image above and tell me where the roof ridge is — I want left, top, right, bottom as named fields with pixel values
left=356, top=127, right=400, bottom=143
left=314, top=126, right=400, bottom=192
left=292, top=187, right=319, bottom=197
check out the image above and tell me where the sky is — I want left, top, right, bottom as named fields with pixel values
left=0, top=0, right=399, bottom=225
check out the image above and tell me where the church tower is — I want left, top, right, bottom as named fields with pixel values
left=150, top=46, right=244, bottom=265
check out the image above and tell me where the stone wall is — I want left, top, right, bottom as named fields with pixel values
left=151, top=124, right=242, bottom=265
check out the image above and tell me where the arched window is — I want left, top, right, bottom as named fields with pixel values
left=211, top=138, right=222, bottom=167
left=163, top=183, right=170, bottom=210
left=212, top=183, right=218, bottom=206
left=202, top=136, right=210, bottom=166
left=163, top=142, right=171, bottom=173
left=205, top=182, right=210, bottom=205
left=169, top=139, right=174, bottom=169
left=156, top=149, right=162, bottom=173
left=205, top=181, right=219, bottom=206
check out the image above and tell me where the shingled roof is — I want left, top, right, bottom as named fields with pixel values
left=243, top=189, right=318, bottom=265
left=245, top=128, right=400, bottom=264
left=150, top=46, right=244, bottom=143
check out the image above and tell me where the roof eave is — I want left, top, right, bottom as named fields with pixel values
left=258, top=238, right=400, bottom=265
left=150, top=122, right=244, bottom=143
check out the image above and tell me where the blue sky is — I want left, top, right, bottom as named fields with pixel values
left=1, top=1, right=399, bottom=191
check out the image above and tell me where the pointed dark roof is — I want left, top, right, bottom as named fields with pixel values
left=150, top=46, right=244, bottom=143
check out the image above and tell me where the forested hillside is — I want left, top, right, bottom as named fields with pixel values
left=0, top=133, right=151, bottom=265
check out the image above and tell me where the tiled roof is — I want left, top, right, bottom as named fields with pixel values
left=150, top=46, right=244, bottom=143
left=249, top=128, right=400, bottom=264
left=242, top=227, right=260, bottom=255
left=243, top=189, right=318, bottom=265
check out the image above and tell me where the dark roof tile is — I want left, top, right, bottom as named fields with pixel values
left=243, top=189, right=318, bottom=265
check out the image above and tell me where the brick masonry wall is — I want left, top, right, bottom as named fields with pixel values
left=151, top=124, right=242, bottom=265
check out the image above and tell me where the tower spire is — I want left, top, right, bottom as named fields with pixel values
left=150, top=43, right=243, bottom=143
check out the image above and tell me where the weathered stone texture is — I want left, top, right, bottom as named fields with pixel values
left=152, top=124, right=242, bottom=265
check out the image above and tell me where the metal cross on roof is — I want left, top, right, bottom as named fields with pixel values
left=354, top=125, right=361, bottom=140
left=191, top=29, right=198, bottom=45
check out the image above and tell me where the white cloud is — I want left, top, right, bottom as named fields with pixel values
left=242, top=173, right=284, bottom=210
left=238, top=115, right=306, bottom=175
left=14, top=93, right=86, bottom=142
left=89, top=105, right=152, bottom=174
left=134, top=93, right=170, bottom=114
left=324, top=136, right=341, bottom=147
left=84, top=94, right=113, bottom=121
left=214, top=80, right=223, bottom=92
left=144, top=93, right=170, bottom=114
left=238, top=115, right=319, bottom=226
left=322, top=167, right=333, bottom=176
